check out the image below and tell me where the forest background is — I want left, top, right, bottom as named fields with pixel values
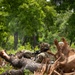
left=0, top=0, right=75, bottom=74
left=0, top=0, right=75, bottom=51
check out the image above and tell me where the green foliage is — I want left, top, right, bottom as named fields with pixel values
left=44, top=5, right=56, bottom=26
left=51, top=45, right=57, bottom=54
left=18, top=0, right=45, bottom=36
left=54, top=10, right=73, bottom=40
left=17, top=42, right=33, bottom=52
left=34, top=46, right=39, bottom=51
left=71, top=43, right=75, bottom=49
left=0, top=47, right=3, bottom=50
left=0, top=67, right=4, bottom=74
left=5, top=36, right=14, bottom=49
left=24, top=69, right=33, bottom=75
left=0, top=20, right=9, bottom=47
left=17, top=46, right=25, bottom=51
left=0, top=0, right=75, bottom=49
left=0, top=64, right=12, bottom=74
left=24, top=42, right=32, bottom=51
left=7, top=49, right=17, bottom=54
left=1, top=0, right=75, bottom=74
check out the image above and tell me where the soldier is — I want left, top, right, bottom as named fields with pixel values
left=35, top=42, right=55, bottom=63
left=40, top=42, right=50, bottom=52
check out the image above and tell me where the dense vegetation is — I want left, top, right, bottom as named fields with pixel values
left=0, top=0, right=75, bottom=74
left=0, top=0, right=75, bottom=50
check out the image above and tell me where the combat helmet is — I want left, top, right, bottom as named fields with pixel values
left=40, top=42, right=50, bottom=52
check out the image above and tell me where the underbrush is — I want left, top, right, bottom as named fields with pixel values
left=0, top=64, right=12, bottom=74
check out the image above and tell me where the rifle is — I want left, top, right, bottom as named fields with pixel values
left=32, top=50, right=41, bottom=56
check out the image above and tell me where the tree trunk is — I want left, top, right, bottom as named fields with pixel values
left=14, top=32, right=18, bottom=50
left=0, top=50, right=43, bottom=75
left=22, top=36, right=26, bottom=46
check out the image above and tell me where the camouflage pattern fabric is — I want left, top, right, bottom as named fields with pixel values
left=35, top=51, right=55, bottom=63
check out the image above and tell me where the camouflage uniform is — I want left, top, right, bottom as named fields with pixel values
left=35, top=43, right=55, bottom=63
